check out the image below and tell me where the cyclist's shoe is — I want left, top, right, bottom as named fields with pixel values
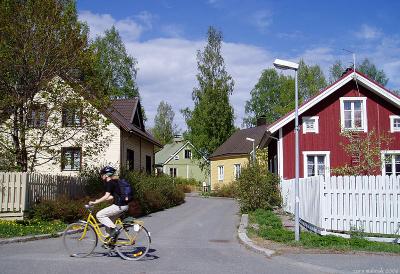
left=109, top=227, right=120, bottom=240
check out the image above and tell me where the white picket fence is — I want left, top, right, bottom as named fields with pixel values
left=0, top=172, right=86, bottom=219
left=281, top=176, right=400, bottom=235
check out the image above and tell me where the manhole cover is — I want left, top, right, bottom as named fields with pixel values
left=209, top=239, right=230, bottom=243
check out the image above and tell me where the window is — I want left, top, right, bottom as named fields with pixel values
left=126, top=149, right=134, bottom=171
left=233, top=164, right=241, bottom=179
left=390, top=115, right=400, bottom=133
left=174, top=155, right=180, bottom=160
left=62, top=106, right=82, bottom=127
left=169, top=168, right=177, bottom=177
left=61, top=147, right=81, bottom=171
left=218, top=166, right=224, bottom=181
left=146, top=155, right=152, bottom=174
left=340, top=97, right=367, bottom=132
left=382, top=152, right=400, bottom=177
left=303, top=151, right=330, bottom=178
left=27, top=105, right=47, bottom=128
left=302, top=116, right=319, bottom=134
left=184, top=149, right=192, bottom=159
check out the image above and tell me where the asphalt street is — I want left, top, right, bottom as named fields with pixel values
left=0, top=196, right=398, bottom=274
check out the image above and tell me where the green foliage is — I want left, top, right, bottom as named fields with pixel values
left=0, top=0, right=109, bottom=171
left=329, top=58, right=389, bottom=86
left=236, top=159, right=281, bottom=212
left=249, top=209, right=400, bottom=253
left=152, top=101, right=179, bottom=145
left=182, top=26, right=235, bottom=160
left=91, top=26, right=139, bottom=99
left=0, top=219, right=66, bottom=238
left=331, top=128, right=393, bottom=176
left=210, top=183, right=237, bottom=198
left=243, top=60, right=326, bottom=127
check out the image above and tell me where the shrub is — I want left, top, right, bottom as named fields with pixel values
left=236, top=161, right=281, bottom=212
left=210, top=183, right=237, bottom=198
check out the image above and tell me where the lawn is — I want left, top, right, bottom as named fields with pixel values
left=0, top=219, right=66, bottom=238
left=248, top=209, right=400, bottom=254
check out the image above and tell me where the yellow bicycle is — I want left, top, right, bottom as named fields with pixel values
left=62, top=205, right=151, bottom=261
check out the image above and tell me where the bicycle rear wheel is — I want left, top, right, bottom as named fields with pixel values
left=63, top=222, right=98, bottom=257
left=115, top=223, right=151, bottom=261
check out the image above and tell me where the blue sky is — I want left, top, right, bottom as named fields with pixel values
left=77, top=0, right=400, bottom=130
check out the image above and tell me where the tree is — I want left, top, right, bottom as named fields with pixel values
left=91, top=26, right=139, bottom=99
left=244, top=60, right=326, bottom=127
left=0, top=0, right=109, bottom=171
left=329, top=58, right=389, bottom=86
left=243, top=69, right=294, bottom=127
left=152, top=101, right=178, bottom=145
left=182, top=26, right=235, bottom=160
left=331, top=129, right=392, bottom=176
left=298, top=59, right=327, bottom=101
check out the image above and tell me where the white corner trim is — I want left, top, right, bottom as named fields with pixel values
left=278, top=128, right=283, bottom=179
left=339, top=97, right=368, bottom=133
left=389, top=115, right=400, bottom=133
left=380, top=150, right=400, bottom=176
left=302, top=151, right=331, bottom=178
left=302, top=116, right=319, bottom=134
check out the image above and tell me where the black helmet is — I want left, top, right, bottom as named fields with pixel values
left=100, top=166, right=116, bottom=176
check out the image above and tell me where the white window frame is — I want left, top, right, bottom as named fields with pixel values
left=389, top=115, right=400, bottom=133
left=302, top=151, right=331, bottom=178
left=381, top=150, right=400, bottom=176
left=174, top=155, right=179, bottom=160
left=302, top=116, right=319, bottom=134
left=218, top=165, right=224, bottom=181
left=233, top=164, right=241, bottom=179
left=340, top=97, right=368, bottom=132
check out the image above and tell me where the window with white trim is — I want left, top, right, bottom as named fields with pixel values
left=233, top=164, right=241, bottom=179
left=390, top=115, right=400, bottom=133
left=302, top=116, right=319, bottom=134
left=382, top=152, right=400, bottom=177
left=340, top=97, right=367, bottom=132
left=169, top=167, right=177, bottom=177
left=303, top=151, right=330, bottom=178
left=218, top=166, right=224, bottom=181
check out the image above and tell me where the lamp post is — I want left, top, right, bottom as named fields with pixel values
left=273, top=58, right=300, bottom=241
left=246, top=137, right=255, bottom=163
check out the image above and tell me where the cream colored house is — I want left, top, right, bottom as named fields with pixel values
left=209, top=125, right=266, bottom=189
left=1, top=78, right=162, bottom=174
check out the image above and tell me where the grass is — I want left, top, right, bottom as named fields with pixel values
left=0, top=219, right=66, bottom=238
left=249, top=209, right=400, bottom=254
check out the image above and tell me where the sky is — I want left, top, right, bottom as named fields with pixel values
left=77, top=0, right=400, bottom=131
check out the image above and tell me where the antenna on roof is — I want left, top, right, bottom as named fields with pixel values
left=342, top=48, right=356, bottom=72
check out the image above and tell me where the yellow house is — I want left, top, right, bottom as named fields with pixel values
left=209, top=125, right=267, bottom=189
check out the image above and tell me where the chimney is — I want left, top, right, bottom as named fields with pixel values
left=256, top=115, right=267, bottom=126
left=173, top=134, right=183, bottom=142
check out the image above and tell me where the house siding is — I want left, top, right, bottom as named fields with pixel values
left=281, top=81, right=400, bottom=179
left=121, top=131, right=155, bottom=172
left=210, top=155, right=249, bottom=189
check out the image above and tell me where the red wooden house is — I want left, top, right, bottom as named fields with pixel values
left=262, top=69, right=400, bottom=179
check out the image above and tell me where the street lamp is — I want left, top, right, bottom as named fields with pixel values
left=246, top=137, right=255, bottom=163
left=273, top=58, right=300, bottom=242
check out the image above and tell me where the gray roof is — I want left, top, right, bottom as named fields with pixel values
left=209, top=125, right=267, bottom=159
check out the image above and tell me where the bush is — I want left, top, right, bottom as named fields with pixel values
left=210, top=183, right=237, bottom=198
left=236, top=161, right=281, bottom=212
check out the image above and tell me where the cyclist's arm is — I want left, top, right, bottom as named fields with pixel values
left=89, top=192, right=112, bottom=205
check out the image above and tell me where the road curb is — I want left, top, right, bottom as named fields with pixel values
left=238, top=214, right=275, bottom=257
left=0, top=231, right=64, bottom=245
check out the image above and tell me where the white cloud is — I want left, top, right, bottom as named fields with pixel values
left=356, top=24, right=382, bottom=40
left=161, top=24, right=185, bottom=38
left=251, top=10, right=273, bottom=31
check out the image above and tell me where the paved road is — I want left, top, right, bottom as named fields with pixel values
left=0, top=197, right=399, bottom=274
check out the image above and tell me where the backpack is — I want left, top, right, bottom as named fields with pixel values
left=116, top=178, right=134, bottom=204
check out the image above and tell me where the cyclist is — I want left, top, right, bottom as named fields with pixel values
left=89, top=166, right=129, bottom=240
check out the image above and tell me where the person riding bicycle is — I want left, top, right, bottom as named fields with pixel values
left=89, top=166, right=129, bottom=240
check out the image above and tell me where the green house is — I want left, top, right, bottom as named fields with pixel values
left=155, top=136, right=208, bottom=183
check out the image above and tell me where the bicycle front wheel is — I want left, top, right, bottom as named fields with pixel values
left=115, top=223, right=151, bottom=261
left=63, top=222, right=98, bottom=257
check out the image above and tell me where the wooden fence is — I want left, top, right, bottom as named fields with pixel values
left=0, top=172, right=86, bottom=220
left=281, top=175, right=400, bottom=235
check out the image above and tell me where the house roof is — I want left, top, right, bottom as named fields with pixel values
left=155, top=140, right=186, bottom=165
left=209, top=125, right=267, bottom=159
left=267, top=69, right=400, bottom=134
left=104, top=98, right=162, bottom=147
